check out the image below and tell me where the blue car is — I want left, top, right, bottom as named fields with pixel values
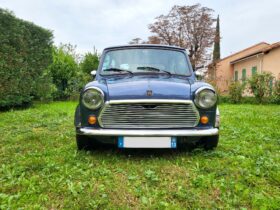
left=74, top=45, right=220, bottom=150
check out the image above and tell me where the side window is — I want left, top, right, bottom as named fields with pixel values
left=252, top=66, right=257, bottom=76
left=102, top=55, right=111, bottom=70
left=234, top=71, right=238, bottom=82
left=242, top=69, right=246, bottom=82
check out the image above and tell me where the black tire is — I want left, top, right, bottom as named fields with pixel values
left=199, top=135, right=219, bottom=150
left=76, top=135, right=93, bottom=150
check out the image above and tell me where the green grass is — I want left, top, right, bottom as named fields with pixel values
left=0, top=102, right=279, bottom=209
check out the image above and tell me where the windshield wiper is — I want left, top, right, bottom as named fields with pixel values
left=137, top=66, right=171, bottom=76
left=101, top=68, right=133, bottom=75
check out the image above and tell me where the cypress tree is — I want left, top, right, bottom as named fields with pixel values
left=213, top=15, right=220, bottom=62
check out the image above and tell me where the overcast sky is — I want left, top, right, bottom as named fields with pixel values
left=1, top=0, right=279, bottom=57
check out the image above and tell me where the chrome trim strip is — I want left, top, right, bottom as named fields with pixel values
left=215, top=107, right=220, bottom=128
left=108, top=99, right=193, bottom=104
left=97, top=99, right=200, bottom=128
left=83, top=86, right=104, bottom=97
left=77, top=128, right=219, bottom=136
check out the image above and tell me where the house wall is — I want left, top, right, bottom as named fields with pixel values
left=215, top=42, right=269, bottom=93
left=233, top=55, right=262, bottom=81
left=262, top=47, right=280, bottom=80
left=232, top=47, right=280, bottom=81
left=232, top=55, right=263, bottom=96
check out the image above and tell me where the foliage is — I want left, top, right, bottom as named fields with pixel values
left=129, top=38, right=143, bottom=44
left=0, top=102, right=279, bottom=209
left=219, top=96, right=260, bottom=104
left=129, top=36, right=162, bottom=45
left=248, top=72, right=275, bottom=103
left=47, top=44, right=80, bottom=100
left=270, top=80, right=280, bottom=104
left=228, top=81, right=245, bottom=103
left=148, top=4, right=215, bottom=68
left=212, top=15, right=220, bottom=62
left=33, top=69, right=57, bottom=102
left=205, top=79, right=221, bottom=95
left=0, top=8, right=53, bottom=109
left=80, top=51, right=99, bottom=75
left=66, top=71, right=90, bottom=101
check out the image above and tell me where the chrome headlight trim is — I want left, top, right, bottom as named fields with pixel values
left=194, top=87, right=217, bottom=109
left=82, top=87, right=104, bottom=110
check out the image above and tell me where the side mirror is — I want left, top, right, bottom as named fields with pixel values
left=90, top=70, right=97, bottom=76
left=194, top=71, right=201, bottom=77
left=194, top=71, right=203, bottom=80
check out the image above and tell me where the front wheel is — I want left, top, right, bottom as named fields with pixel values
left=199, top=135, right=219, bottom=150
left=76, top=135, right=93, bottom=150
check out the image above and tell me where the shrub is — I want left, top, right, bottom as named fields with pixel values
left=218, top=95, right=230, bottom=104
left=47, top=44, right=80, bottom=100
left=66, top=71, right=90, bottom=101
left=248, top=72, right=274, bottom=103
left=47, top=44, right=95, bottom=100
left=80, top=51, right=99, bottom=75
left=270, top=80, right=280, bottom=104
left=0, top=9, right=53, bottom=109
left=33, top=69, right=57, bottom=102
left=228, top=81, right=245, bottom=103
left=205, top=79, right=221, bottom=96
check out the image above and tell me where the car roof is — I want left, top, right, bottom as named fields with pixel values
left=104, top=44, right=186, bottom=51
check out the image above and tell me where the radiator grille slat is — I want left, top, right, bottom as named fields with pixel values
left=98, top=102, right=199, bottom=128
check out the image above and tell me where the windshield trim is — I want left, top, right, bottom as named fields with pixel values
left=98, top=48, right=193, bottom=77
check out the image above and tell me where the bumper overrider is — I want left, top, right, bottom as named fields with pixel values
left=77, top=127, right=219, bottom=137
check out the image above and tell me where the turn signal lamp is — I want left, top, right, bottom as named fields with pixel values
left=88, top=115, right=97, bottom=125
left=200, top=116, right=209, bottom=124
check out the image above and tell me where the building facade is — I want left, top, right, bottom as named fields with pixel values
left=214, top=42, right=280, bottom=93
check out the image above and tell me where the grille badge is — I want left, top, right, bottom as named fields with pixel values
left=146, top=90, right=153, bottom=96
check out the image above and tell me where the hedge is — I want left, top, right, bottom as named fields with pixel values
left=0, top=9, right=53, bottom=109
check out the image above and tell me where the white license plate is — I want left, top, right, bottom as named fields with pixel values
left=118, top=136, right=177, bottom=148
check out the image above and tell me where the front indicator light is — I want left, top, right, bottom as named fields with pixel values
left=88, top=115, right=97, bottom=125
left=200, top=116, right=209, bottom=124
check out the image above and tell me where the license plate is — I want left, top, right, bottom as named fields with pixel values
left=118, top=136, right=177, bottom=148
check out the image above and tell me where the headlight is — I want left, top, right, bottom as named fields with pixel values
left=194, top=87, right=217, bottom=109
left=82, top=87, right=104, bottom=110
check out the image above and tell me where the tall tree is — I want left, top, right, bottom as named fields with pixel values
left=144, top=36, right=162, bottom=44
left=212, top=15, right=221, bottom=62
left=148, top=4, right=216, bottom=68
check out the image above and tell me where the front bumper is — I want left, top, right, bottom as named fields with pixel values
left=77, top=127, right=219, bottom=137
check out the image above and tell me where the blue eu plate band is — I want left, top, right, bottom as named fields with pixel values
left=118, top=136, right=124, bottom=148
left=171, top=137, right=177, bottom=148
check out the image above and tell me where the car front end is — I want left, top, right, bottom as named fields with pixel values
left=74, top=45, right=220, bottom=150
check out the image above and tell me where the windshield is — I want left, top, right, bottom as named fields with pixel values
left=100, top=48, right=191, bottom=76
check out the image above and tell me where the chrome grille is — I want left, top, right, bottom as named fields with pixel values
left=98, top=100, right=200, bottom=129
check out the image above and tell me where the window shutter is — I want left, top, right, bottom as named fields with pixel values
left=242, top=69, right=246, bottom=82
left=235, top=71, right=238, bottom=81
left=252, top=66, right=257, bottom=75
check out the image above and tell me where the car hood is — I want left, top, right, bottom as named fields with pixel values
left=105, top=75, right=191, bottom=100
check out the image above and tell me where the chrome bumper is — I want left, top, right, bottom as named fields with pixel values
left=77, top=128, right=219, bottom=137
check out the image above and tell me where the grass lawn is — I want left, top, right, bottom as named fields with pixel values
left=0, top=102, right=279, bottom=209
